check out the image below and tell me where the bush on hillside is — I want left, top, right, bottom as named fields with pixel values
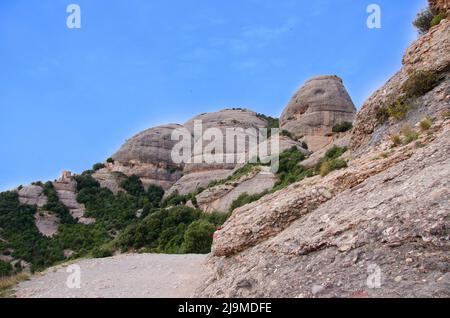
left=387, top=98, right=411, bottom=121
left=413, top=8, right=434, bottom=34
left=120, top=175, right=145, bottom=196
left=332, top=122, right=353, bottom=133
left=431, top=12, right=447, bottom=27
left=402, top=70, right=440, bottom=99
left=74, top=173, right=100, bottom=191
left=182, top=220, right=216, bottom=254
left=0, top=261, right=13, bottom=277
left=420, top=117, right=433, bottom=131
left=92, top=163, right=105, bottom=171
left=146, top=185, right=165, bottom=207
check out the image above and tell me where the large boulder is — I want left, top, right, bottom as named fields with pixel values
left=280, top=75, right=356, bottom=152
left=111, top=124, right=184, bottom=190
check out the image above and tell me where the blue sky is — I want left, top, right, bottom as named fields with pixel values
left=0, top=0, right=427, bottom=191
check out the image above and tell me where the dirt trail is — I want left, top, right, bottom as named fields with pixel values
left=15, top=254, right=209, bottom=298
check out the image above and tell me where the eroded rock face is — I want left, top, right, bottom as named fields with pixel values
left=92, top=168, right=123, bottom=194
left=196, top=166, right=277, bottom=214
left=111, top=124, right=184, bottom=190
left=429, top=0, right=449, bottom=14
left=17, top=185, right=47, bottom=207
left=165, top=169, right=235, bottom=197
left=53, top=178, right=95, bottom=225
left=197, top=19, right=450, bottom=297
left=280, top=75, right=356, bottom=152
left=351, top=18, right=450, bottom=151
left=111, top=110, right=271, bottom=193
left=182, top=109, right=268, bottom=178
left=34, top=212, right=59, bottom=238
left=198, top=121, right=450, bottom=298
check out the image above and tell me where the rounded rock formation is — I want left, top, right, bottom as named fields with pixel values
left=280, top=75, right=356, bottom=151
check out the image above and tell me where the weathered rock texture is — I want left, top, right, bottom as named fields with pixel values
left=429, top=0, right=449, bottom=14
left=34, top=212, right=59, bottom=238
left=351, top=18, right=450, bottom=152
left=198, top=119, right=450, bottom=298
left=197, top=16, right=450, bottom=298
left=196, top=166, right=277, bottom=214
left=92, top=168, right=125, bottom=194
left=280, top=75, right=356, bottom=152
left=111, top=124, right=184, bottom=190
left=17, top=185, right=47, bottom=207
left=53, top=178, right=95, bottom=225
left=112, top=109, right=275, bottom=196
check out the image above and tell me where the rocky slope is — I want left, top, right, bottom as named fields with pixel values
left=196, top=16, right=450, bottom=298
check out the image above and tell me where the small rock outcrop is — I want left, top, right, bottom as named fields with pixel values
left=34, top=212, right=59, bottom=238
left=17, top=185, right=47, bottom=207
left=53, top=174, right=95, bottom=225
left=280, top=75, right=356, bottom=152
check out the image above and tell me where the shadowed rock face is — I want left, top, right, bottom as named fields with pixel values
left=280, top=75, right=356, bottom=151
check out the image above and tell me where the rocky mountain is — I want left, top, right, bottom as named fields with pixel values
left=2, top=1, right=448, bottom=299
left=196, top=16, right=450, bottom=298
left=280, top=75, right=356, bottom=152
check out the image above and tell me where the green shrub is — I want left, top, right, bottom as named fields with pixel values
left=325, top=146, right=348, bottom=160
left=120, top=175, right=145, bottom=196
left=402, top=70, right=440, bottom=99
left=391, top=134, right=402, bottom=147
left=106, top=157, right=115, bottom=164
left=114, top=206, right=203, bottom=253
left=92, top=163, right=105, bottom=171
left=146, top=185, right=165, bottom=207
left=256, top=114, right=279, bottom=132
left=332, top=122, right=353, bottom=133
left=74, top=174, right=100, bottom=191
left=387, top=99, right=411, bottom=121
left=273, top=147, right=311, bottom=189
left=402, top=126, right=420, bottom=144
left=431, top=12, right=447, bottom=27
left=319, top=158, right=347, bottom=177
left=229, top=191, right=269, bottom=213
left=0, top=261, right=13, bottom=277
left=162, top=191, right=190, bottom=207
left=420, top=117, right=433, bottom=131
left=92, top=246, right=114, bottom=258
left=204, top=211, right=230, bottom=226
left=182, top=220, right=216, bottom=254
left=413, top=8, right=434, bottom=34
left=42, top=182, right=76, bottom=224
left=316, top=146, right=348, bottom=177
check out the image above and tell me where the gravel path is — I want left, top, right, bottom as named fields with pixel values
left=14, top=254, right=210, bottom=298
